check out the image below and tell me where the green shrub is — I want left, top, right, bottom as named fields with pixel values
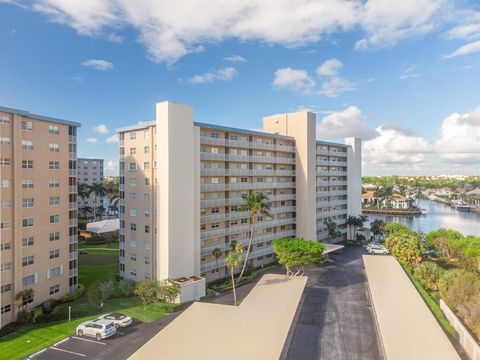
left=41, top=300, right=54, bottom=315
left=438, top=269, right=464, bottom=298
left=120, top=278, right=135, bottom=297
left=444, top=272, right=480, bottom=310
left=272, top=237, right=325, bottom=275
left=414, top=261, right=443, bottom=291
left=98, top=280, right=114, bottom=302
left=386, top=233, right=423, bottom=270
left=157, top=280, right=180, bottom=303
left=16, top=310, right=32, bottom=325
left=59, top=284, right=86, bottom=304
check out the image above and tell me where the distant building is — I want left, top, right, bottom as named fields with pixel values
left=362, top=191, right=410, bottom=209
left=77, top=158, right=104, bottom=216
left=0, top=106, right=80, bottom=328
left=362, top=183, right=378, bottom=192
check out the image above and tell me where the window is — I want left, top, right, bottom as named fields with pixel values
left=129, top=132, right=136, bottom=140
left=48, top=125, right=60, bottom=134
left=49, top=232, right=60, bottom=241
left=144, top=241, right=150, bottom=251
left=49, top=180, right=60, bottom=188
left=1, top=242, right=11, bottom=251
left=1, top=305, right=11, bottom=314
left=143, top=162, right=150, bottom=170
left=211, top=177, right=219, bottom=184
left=144, top=193, right=150, bottom=202
left=49, top=196, right=60, bottom=205
left=49, top=214, right=60, bottom=223
left=22, top=179, right=34, bottom=188
left=130, top=253, right=136, bottom=261
left=0, top=179, right=10, bottom=188
left=49, top=249, right=60, bottom=259
left=21, top=120, right=33, bottom=131
left=22, top=160, right=34, bottom=169
left=0, top=222, right=10, bottom=230
left=144, top=130, right=149, bottom=139
left=129, top=193, right=137, bottom=201
left=144, top=210, right=150, bottom=217
left=128, top=163, right=137, bottom=172
left=22, top=218, right=34, bottom=227
left=130, top=209, right=137, bottom=217
left=22, top=236, right=34, bottom=246
left=130, top=223, right=137, bottom=231
left=21, top=140, right=33, bottom=150
left=49, top=143, right=60, bottom=152
left=129, top=239, right=137, bottom=248
left=22, top=198, right=34, bottom=208
left=1, top=200, right=11, bottom=208
left=211, top=223, right=220, bottom=229
left=211, top=147, right=219, bottom=154
left=144, top=146, right=150, bottom=154
left=1, top=284, right=11, bottom=293
left=0, top=158, right=10, bottom=166
left=145, top=256, right=150, bottom=265
left=22, top=256, right=34, bottom=266
left=48, top=266, right=62, bottom=279
left=49, top=284, right=60, bottom=295
left=145, top=178, right=150, bottom=186
left=1, top=263, right=11, bottom=272
left=130, top=148, right=136, bottom=155
left=130, top=269, right=137, bottom=277
left=0, top=137, right=11, bottom=145
left=0, top=115, right=10, bottom=124
left=49, top=161, right=60, bottom=170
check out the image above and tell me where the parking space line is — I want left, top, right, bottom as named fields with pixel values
left=53, top=337, right=70, bottom=347
left=50, top=347, right=86, bottom=357
left=72, top=336, right=107, bottom=345
left=28, top=348, right=47, bottom=358
left=116, top=331, right=125, bottom=335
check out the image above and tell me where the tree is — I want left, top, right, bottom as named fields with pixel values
left=119, top=278, right=135, bottom=297
left=96, top=205, right=106, bottom=219
left=105, top=178, right=119, bottom=215
left=414, top=261, right=443, bottom=291
left=225, top=246, right=243, bottom=306
left=82, top=206, right=93, bottom=219
left=134, top=279, right=160, bottom=308
left=272, top=237, right=325, bottom=276
left=157, top=280, right=180, bottom=303
left=212, top=248, right=222, bottom=278
left=78, top=183, right=89, bottom=203
left=238, top=192, right=271, bottom=280
left=98, top=280, right=113, bottom=302
left=324, top=218, right=341, bottom=243
left=385, top=232, right=423, bottom=270
left=87, top=181, right=107, bottom=220
left=370, top=219, right=385, bottom=242
left=346, top=216, right=357, bottom=241
left=16, top=288, right=34, bottom=312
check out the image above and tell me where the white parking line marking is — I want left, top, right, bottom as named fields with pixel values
left=116, top=331, right=125, bottom=335
left=50, top=347, right=86, bottom=357
left=28, top=348, right=47, bottom=358
left=53, top=337, right=70, bottom=347
left=72, top=336, right=106, bottom=345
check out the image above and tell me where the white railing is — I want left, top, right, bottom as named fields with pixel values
left=226, top=154, right=250, bottom=162
left=251, top=169, right=275, bottom=176
left=316, top=148, right=329, bottom=155
left=329, top=199, right=348, bottom=206
left=69, top=268, right=78, bottom=277
left=69, top=185, right=77, bottom=193
left=316, top=159, right=330, bottom=166
left=200, top=136, right=226, bottom=146
left=69, top=152, right=76, bottom=160
left=69, top=252, right=78, bottom=260
left=329, top=150, right=347, bottom=157
left=200, top=153, right=226, bottom=161
left=201, top=217, right=295, bottom=239
left=69, top=218, right=78, bottom=226
left=330, top=180, right=348, bottom=186
left=201, top=183, right=226, bottom=192
left=68, top=135, right=76, bottom=143
left=329, top=170, right=348, bottom=176
left=69, top=235, right=77, bottom=244
left=316, top=170, right=330, bottom=176
left=69, top=202, right=77, bottom=210
left=275, top=169, right=295, bottom=176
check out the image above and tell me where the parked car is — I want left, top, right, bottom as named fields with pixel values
left=76, top=319, right=117, bottom=340
left=367, top=245, right=389, bottom=255
left=97, top=312, right=133, bottom=328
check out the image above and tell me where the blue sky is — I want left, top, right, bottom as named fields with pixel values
left=0, top=0, right=479, bottom=176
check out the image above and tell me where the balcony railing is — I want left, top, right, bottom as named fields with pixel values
left=201, top=217, right=295, bottom=239
left=69, top=185, right=77, bottom=193
left=69, top=202, right=77, bottom=210
left=69, top=252, right=78, bottom=260
left=69, top=235, right=78, bottom=244
left=69, top=218, right=78, bottom=226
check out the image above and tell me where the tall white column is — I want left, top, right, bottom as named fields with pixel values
left=346, top=137, right=362, bottom=217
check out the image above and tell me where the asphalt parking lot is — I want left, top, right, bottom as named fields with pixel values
left=27, top=314, right=181, bottom=360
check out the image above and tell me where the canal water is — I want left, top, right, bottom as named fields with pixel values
left=366, top=199, right=480, bottom=236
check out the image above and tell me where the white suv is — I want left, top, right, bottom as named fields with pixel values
left=367, top=244, right=389, bottom=255
left=76, top=319, right=117, bottom=341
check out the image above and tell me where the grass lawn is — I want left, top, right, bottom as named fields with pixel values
left=0, top=248, right=175, bottom=360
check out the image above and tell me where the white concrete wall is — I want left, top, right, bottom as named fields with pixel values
left=263, top=112, right=317, bottom=241
left=346, top=137, right=362, bottom=217
left=156, top=101, right=197, bottom=280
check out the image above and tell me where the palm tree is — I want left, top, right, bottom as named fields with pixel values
left=238, top=192, right=271, bottom=280
left=87, top=181, right=107, bottom=220
left=346, top=215, right=357, bottom=241
left=105, top=178, right=119, bottom=215
left=212, top=248, right=222, bottom=278
left=16, top=288, right=34, bottom=312
left=96, top=205, right=106, bottom=219
left=370, top=219, right=385, bottom=242
left=225, top=247, right=242, bottom=306
left=78, top=183, right=90, bottom=202
left=324, top=218, right=341, bottom=243
left=82, top=206, right=93, bottom=219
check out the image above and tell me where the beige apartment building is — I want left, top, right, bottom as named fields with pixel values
left=117, top=101, right=361, bottom=301
left=77, top=158, right=104, bottom=216
left=0, top=106, right=80, bottom=327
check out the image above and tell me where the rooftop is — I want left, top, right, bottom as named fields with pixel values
left=0, top=105, right=81, bottom=127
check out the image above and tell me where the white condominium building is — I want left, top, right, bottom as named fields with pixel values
left=117, top=101, right=361, bottom=301
left=77, top=158, right=104, bottom=216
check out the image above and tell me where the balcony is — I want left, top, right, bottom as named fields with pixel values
left=69, top=268, right=78, bottom=277
left=69, top=169, right=76, bottom=176
left=69, top=235, right=78, bottom=244
left=225, top=139, right=250, bottom=148
left=316, top=170, right=330, bottom=176
left=201, top=246, right=277, bottom=272
left=200, top=153, right=226, bottom=161
left=226, top=154, right=250, bottom=162
left=68, top=135, right=77, bottom=143
left=275, top=169, right=295, bottom=176
left=200, top=136, right=226, bottom=146
left=316, top=159, right=330, bottom=166
left=330, top=180, right=348, bottom=186
left=69, top=252, right=78, bottom=261
left=69, top=185, right=77, bottom=193
left=201, top=183, right=226, bottom=192
left=329, top=170, right=348, bottom=176
left=69, top=202, right=77, bottom=210
left=69, top=152, right=77, bottom=160
left=329, top=150, right=347, bottom=157
left=329, top=199, right=348, bottom=206
left=69, top=218, right=78, bottom=226
left=251, top=169, right=275, bottom=176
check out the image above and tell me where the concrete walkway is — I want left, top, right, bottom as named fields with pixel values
left=129, top=274, right=307, bottom=360
left=363, top=255, right=460, bottom=360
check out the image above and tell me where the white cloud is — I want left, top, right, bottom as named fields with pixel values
left=185, top=67, right=237, bottom=84
left=317, top=106, right=378, bottom=140
left=399, top=64, right=420, bottom=79
left=71, top=74, right=83, bottom=82
left=444, top=12, right=480, bottom=41
left=105, top=160, right=119, bottom=175
left=223, top=55, right=247, bottom=62
left=82, top=59, right=113, bottom=71
left=93, top=124, right=109, bottom=134
left=13, top=0, right=451, bottom=64
left=316, top=58, right=343, bottom=77
left=318, top=77, right=355, bottom=97
left=443, top=40, right=480, bottom=59
left=435, top=106, right=480, bottom=162
left=106, top=134, right=119, bottom=143
left=273, top=68, right=315, bottom=95
left=355, top=0, right=444, bottom=50
left=86, top=137, right=98, bottom=144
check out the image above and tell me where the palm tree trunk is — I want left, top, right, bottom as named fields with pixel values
left=238, top=216, right=255, bottom=281
left=216, top=258, right=221, bottom=279
left=93, top=194, right=97, bottom=220
left=231, top=268, right=237, bottom=305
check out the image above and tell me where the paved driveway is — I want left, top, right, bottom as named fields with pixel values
left=285, top=245, right=385, bottom=360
